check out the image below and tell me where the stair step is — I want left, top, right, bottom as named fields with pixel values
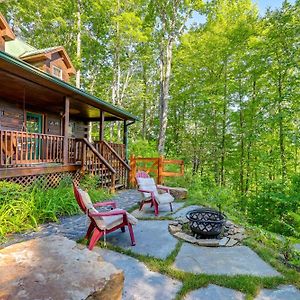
left=115, top=183, right=125, bottom=190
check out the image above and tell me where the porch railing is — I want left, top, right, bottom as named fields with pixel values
left=95, top=141, right=130, bottom=188
left=81, top=138, right=116, bottom=191
left=0, top=130, right=64, bottom=166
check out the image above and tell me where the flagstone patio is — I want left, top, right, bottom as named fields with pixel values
left=96, top=248, right=182, bottom=300
left=184, top=284, right=245, bottom=300
left=1, top=189, right=300, bottom=300
left=173, top=243, right=280, bottom=276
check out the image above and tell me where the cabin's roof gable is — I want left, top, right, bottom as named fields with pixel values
left=20, top=46, right=76, bottom=75
left=0, top=13, right=15, bottom=41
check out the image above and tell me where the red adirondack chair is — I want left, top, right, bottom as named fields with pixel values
left=73, top=183, right=137, bottom=250
left=135, top=172, right=174, bottom=216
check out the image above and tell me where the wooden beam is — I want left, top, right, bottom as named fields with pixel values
left=0, top=164, right=80, bottom=179
left=63, top=96, right=70, bottom=164
left=123, top=120, right=128, bottom=161
left=99, top=110, right=105, bottom=141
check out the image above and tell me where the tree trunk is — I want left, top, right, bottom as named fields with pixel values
left=158, top=37, right=173, bottom=155
left=278, top=74, right=286, bottom=180
left=245, top=79, right=256, bottom=193
left=239, top=78, right=245, bottom=193
left=220, top=62, right=227, bottom=186
left=76, top=0, right=81, bottom=88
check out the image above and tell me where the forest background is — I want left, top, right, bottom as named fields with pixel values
left=0, top=0, right=299, bottom=238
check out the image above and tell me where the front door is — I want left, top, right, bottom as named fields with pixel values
left=26, top=112, right=43, bottom=160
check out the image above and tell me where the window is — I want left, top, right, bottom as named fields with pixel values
left=52, top=66, right=63, bottom=79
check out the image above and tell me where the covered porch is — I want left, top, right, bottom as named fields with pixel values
left=0, top=51, right=136, bottom=190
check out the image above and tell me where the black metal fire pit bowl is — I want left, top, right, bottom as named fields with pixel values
left=186, top=208, right=227, bottom=237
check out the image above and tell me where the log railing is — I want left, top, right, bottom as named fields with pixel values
left=129, top=155, right=184, bottom=186
left=0, top=130, right=64, bottom=166
left=108, top=142, right=125, bottom=160
left=81, top=138, right=116, bottom=191
left=95, top=141, right=130, bottom=188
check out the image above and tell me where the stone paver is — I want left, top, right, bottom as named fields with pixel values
left=184, top=284, right=245, bottom=300
left=0, top=236, right=124, bottom=300
left=105, top=220, right=178, bottom=259
left=131, top=202, right=185, bottom=218
left=0, top=189, right=139, bottom=249
left=96, top=248, right=182, bottom=300
left=174, top=243, right=280, bottom=277
left=255, top=285, right=300, bottom=300
left=111, top=189, right=142, bottom=210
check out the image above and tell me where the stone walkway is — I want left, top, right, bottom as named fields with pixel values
left=1, top=189, right=300, bottom=300
left=0, top=189, right=142, bottom=249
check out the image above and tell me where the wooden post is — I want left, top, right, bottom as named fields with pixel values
left=158, top=155, right=164, bottom=184
left=129, top=154, right=136, bottom=187
left=123, top=120, right=128, bottom=162
left=63, top=96, right=70, bottom=165
left=99, top=110, right=105, bottom=141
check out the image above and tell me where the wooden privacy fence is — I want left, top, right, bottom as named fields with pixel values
left=129, top=155, right=184, bottom=186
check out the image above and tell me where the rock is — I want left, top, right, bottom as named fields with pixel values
left=184, top=284, right=245, bottom=300
left=255, top=285, right=300, bottom=300
left=0, top=236, right=124, bottom=300
left=174, top=232, right=197, bottom=244
left=174, top=244, right=281, bottom=276
left=230, top=233, right=246, bottom=241
left=219, top=237, right=230, bottom=246
left=167, top=187, right=188, bottom=199
left=169, top=224, right=182, bottom=234
left=196, top=239, right=220, bottom=247
left=169, top=220, right=179, bottom=226
left=226, top=238, right=239, bottom=247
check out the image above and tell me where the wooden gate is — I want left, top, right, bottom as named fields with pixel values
left=129, top=155, right=184, bottom=186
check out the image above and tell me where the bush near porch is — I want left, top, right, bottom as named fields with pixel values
left=0, top=175, right=111, bottom=242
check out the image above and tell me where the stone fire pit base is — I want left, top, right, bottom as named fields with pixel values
left=169, top=219, right=246, bottom=247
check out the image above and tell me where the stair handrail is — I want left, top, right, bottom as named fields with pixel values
left=100, top=140, right=131, bottom=170
left=82, top=138, right=116, bottom=174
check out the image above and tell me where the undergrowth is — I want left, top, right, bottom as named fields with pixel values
left=0, top=175, right=112, bottom=242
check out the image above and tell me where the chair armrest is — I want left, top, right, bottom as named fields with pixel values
left=93, top=201, right=117, bottom=209
left=138, top=189, right=155, bottom=196
left=89, top=209, right=126, bottom=217
left=157, top=185, right=170, bottom=193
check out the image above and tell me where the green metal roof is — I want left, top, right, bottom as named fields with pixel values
left=0, top=50, right=138, bottom=121
left=5, top=38, right=36, bottom=57
left=20, top=46, right=62, bottom=58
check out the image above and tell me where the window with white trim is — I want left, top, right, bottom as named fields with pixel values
left=52, top=66, right=63, bottom=79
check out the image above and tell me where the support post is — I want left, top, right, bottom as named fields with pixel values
left=99, top=110, right=105, bottom=141
left=129, top=154, right=136, bottom=187
left=158, top=156, right=164, bottom=185
left=63, top=96, right=70, bottom=165
left=123, top=120, right=128, bottom=162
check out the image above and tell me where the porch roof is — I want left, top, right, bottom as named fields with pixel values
left=0, top=51, right=138, bottom=121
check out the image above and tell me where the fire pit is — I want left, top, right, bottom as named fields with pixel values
left=186, top=208, right=226, bottom=238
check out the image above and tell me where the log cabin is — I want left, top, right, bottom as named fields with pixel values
left=0, top=13, right=136, bottom=191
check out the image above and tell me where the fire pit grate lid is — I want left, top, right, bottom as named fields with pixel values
left=186, top=208, right=227, bottom=237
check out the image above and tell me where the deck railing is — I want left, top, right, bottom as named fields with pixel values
left=81, top=138, right=116, bottom=191
left=0, top=130, right=127, bottom=190
left=95, top=141, right=130, bottom=188
left=0, top=130, right=64, bottom=166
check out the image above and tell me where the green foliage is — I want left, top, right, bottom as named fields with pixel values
left=128, top=139, right=159, bottom=157
left=0, top=177, right=111, bottom=241
left=247, top=179, right=300, bottom=237
left=79, top=175, right=112, bottom=202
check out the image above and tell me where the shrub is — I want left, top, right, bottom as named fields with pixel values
left=0, top=176, right=112, bottom=241
left=247, top=180, right=300, bottom=237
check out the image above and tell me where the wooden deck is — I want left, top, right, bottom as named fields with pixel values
left=0, top=129, right=130, bottom=190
